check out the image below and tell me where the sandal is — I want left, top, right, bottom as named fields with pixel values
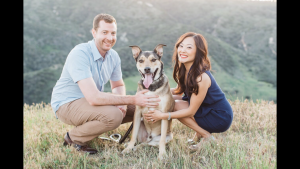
left=189, top=135, right=216, bottom=151
left=187, top=133, right=202, bottom=145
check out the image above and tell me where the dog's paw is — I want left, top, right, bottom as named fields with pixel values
left=121, top=147, right=133, bottom=154
left=132, top=146, right=138, bottom=151
left=158, top=151, right=167, bottom=160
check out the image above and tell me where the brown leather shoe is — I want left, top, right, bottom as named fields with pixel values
left=63, top=132, right=73, bottom=146
left=63, top=132, right=98, bottom=154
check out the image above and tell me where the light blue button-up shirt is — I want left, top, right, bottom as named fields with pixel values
left=51, top=39, right=122, bottom=118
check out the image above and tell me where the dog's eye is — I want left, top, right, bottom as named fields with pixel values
left=139, top=60, right=144, bottom=63
left=151, top=59, right=156, bottom=62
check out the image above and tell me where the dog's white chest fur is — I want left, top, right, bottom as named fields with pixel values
left=142, top=90, right=169, bottom=110
left=139, top=91, right=172, bottom=140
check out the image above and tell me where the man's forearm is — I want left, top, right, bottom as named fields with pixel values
left=112, top=85, right=126, bottom=96
left=92, top=85, right=127, bottom=106
left=112, top=85, right=126, bottom=107
left=90, top=91, right=134, bottom=106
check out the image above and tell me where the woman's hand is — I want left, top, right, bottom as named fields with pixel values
left=143, top=109, right=164, bottom=123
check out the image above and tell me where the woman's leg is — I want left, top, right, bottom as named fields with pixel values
left=173, top=100, right=215, bottom=150
left=174, top=100, right=211, bottom=139
left=178, top=117, right=211, bottom=138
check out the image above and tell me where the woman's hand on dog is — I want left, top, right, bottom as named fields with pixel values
left=144, top=110, right=164, bottom=123
left=134, top=89, right=161, bottom=107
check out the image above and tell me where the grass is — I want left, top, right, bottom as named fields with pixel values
left=24, top=99, right=276, bottom=168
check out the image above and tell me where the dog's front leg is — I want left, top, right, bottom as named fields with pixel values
left=121, top=108, right=142, bottom=154
left=158, top=119, right=168, bottom=160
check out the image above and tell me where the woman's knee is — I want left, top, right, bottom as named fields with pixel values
left=177, top=117, right=188, bottom=123
left=173, top=95, right=183, bottom=101
left=174, top=100, right=189, bottom=111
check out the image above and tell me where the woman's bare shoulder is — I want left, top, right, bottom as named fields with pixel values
left=197, top=72, right=211, bottom=87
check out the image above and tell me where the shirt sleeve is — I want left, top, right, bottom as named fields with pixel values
left=110, top=53, right=122, bottom=81
left=67, top=49, right=92, bottom=83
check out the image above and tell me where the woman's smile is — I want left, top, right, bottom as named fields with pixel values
left=179, top=53, right=188, bottom=58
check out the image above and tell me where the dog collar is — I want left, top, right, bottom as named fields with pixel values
left=153, top=73, right=164, bottom=82
left=140, top=73, right=165, bottom=91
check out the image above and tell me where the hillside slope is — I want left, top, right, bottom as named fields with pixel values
left=23, top=0, right=276, bottom=104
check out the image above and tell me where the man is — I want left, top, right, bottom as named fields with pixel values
left=51, top=13, right=160, bottom=154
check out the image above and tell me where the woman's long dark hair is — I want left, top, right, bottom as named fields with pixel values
left=172, top=32, right=211, bottom=97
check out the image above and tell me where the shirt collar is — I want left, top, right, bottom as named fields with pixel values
left=89, top=39, right=111, bottom=61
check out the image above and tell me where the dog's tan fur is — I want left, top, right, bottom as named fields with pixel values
left=121, top=44, right=175, bottom=160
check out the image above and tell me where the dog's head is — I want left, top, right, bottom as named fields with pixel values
left=130, top=44, right=166, bottom=89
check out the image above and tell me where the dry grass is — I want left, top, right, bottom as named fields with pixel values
left=24, top=99, right=276, bottom=168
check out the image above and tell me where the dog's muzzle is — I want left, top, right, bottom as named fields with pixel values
left=144, top=67, right=151, bottom=73
left=139, top=68, right=159, bottom=89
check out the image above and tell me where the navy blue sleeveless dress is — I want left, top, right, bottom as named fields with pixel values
left=182, top=70, right=233, bottom=133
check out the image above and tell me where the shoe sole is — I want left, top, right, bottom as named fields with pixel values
left=63, top=141, right=98, bottom=154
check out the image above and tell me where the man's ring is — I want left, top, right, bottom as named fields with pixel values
left=151, top=119, right=154, bottom=122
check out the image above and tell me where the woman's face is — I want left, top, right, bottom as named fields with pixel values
left=177, top=37, right=197, bottom=64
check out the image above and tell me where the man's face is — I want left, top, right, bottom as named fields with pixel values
left=92, top=20, right=117, bottom=57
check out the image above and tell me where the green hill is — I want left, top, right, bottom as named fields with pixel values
left=23, top=0, right=276, bottom=104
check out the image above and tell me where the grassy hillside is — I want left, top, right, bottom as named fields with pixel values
left=118, top=66, right=275, bottom=102
left=24, top=99, right=276, bottom=168
left=23, top=0, right=276, bottom=104
left=23, top=64, right=63, bottom=104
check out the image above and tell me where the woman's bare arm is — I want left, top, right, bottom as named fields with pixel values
left=145, top=73, right=211, bottom=120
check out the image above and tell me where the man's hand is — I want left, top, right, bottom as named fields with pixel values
left=134, top=89, right=161, bottom=107
left=116, top=105, right=127, bottom=118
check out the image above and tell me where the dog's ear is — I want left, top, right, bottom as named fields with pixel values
left=154, top=44, right=166, bottom=59
left=129, top=46, right=142, bottom=60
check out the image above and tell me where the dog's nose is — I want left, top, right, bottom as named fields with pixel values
left=144, top=67, right=151, bottom=73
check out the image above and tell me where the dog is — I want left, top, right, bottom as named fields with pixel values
left=121, top=44, right=175, bottom=160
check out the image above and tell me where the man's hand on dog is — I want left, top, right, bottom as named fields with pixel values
left=144, top=110, right=163, bottom=123
left=135, top=89, right=160, bottom=107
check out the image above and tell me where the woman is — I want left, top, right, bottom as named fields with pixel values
left=144, top=32, right=233, bottom=150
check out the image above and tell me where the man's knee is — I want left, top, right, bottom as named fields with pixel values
left=100, top=106, right=123, bottom=130
left=110, top=114, right=123, bottom=130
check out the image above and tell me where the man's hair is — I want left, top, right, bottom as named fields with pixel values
left=93, top=13, right=117, bottom=31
